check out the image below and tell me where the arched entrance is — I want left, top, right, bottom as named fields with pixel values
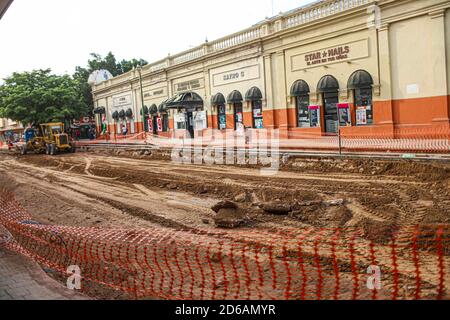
left=165, top=92, right=204, bottom=138
left=290, top=80, right=310, bottom=128
left=227, top=90, right=243, bottom=131
left=245, top=87, right=263, bottom=129
left=348, top=70, right=374, bottom=126
left=211, top=93, right=226, bottom=130
left=149, top=104, right=158, bottom=135
left=317, top=75, right=340, bottom=134
left=141, top=105, right=149, bottom=132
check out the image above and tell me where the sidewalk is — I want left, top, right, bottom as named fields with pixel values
left=80, top=132, right=450, bottom=154
left=0, top=248, right=89, bottom=300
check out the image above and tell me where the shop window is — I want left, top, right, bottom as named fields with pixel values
left=296, top=95, right=310, bottom=128
left=252, top=100, right=264, bottom=129
left=317, top=75, right=340, bottom=134
left=245, top=87, right=264, bottom=129
left=217, top=105, right=227, bottom=130
left=354, top=87, right=373, bottom=126
left=162, top=114, right=169, bottom=132
left=348, top=70, right=374, bottom=126
left=234, top=103, right=244, bottom=131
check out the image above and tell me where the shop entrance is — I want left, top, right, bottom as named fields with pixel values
left=234, top=103, right=244, bottom=131
left=323, top=92, right=339, bottom=134
left=152, top=116, right=158, bottom=135
left=186, top=111, right=194, bottom=138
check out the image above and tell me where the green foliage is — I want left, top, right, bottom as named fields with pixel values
left=0, top=69, right=88, bottom=126
left=0, top=52, right=148, bottom=124
left=73, top=52, right=148, bottom=112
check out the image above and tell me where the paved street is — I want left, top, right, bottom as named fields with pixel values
left=0, top=248, right=88, bottom=300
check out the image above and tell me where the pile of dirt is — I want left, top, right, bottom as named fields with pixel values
left=289, top=202, right=353, bottom=228
left=88, top=147, right=172, bottom=161
left=211, top=201, right=248, bottom=228
left=283, top=156, right=450, bottom=182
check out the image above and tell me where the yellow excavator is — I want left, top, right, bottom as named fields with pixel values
left=20, top=122, right=76, bottom=155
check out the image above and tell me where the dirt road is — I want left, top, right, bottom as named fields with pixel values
left=0, top=151, right=449, bottom=299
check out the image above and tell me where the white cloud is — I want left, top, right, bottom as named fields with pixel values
left=0, top=0, right=315, bottom=80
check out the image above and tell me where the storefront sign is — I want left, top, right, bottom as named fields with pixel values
left=156, top=117, right=163, bottom=132
left=291, top=39, right=369, bottom=70
left=112, top=94, right=132, bottom=108
left=309, top=106, right=320, bottom=127
left=144, top=87, right=166, bottom=98
left=148, top=118, right=153, bottom=132
left=174, top=113, right=186, bottom=130
left=193, top=111, right=208, bottom=130
left=212, top=65, right=260, bottom=87
left=337, top=103, right=351, bottom=127
left=356, top=107, right=368, bottom=125
left=174, top=78, right=204, bottom=93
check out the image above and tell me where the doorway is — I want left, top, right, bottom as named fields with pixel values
left=186, top=111, right=194, bottom=138
left=323, top=92, right=339, bottom=134
left=233, top=103, right=244, bottom=131
left=152, top=116, right=158, bottom=135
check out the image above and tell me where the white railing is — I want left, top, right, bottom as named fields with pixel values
left=172, top=47, right=205, bottom=65
left=210, top=28, right=261, bottom=51
left=284, top=0, right=370, bottom=29
left=97, top=0, right=373, bottom=88
left=150, top=61, right=168, bottom=73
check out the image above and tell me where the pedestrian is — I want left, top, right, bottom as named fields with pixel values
left=122, top=125, right=128, bottom=136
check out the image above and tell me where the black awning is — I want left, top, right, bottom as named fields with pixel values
left=245, top=87, right=263, bottom=101
left=140, top=105, right=149, bottom=116
left=126, top=108, right=133, bottom=118
left=290, top=80, right=310, bottom=96
left=211, top=93, right=225, bottom=105
left=348, top=70, right=373, bottom=89
left=93, top=107, right=106, bottom=114
left=112, top=111, right=119, bottom=120
left=149, top=104, right=158, bottom=115
left=165, top=92, right=204, bottom=110
left=317, top=75, right=339, bottom=93
left=227, top=90, right=243, bottom=103
left=118, top=110, right=126, bottom=118
left=158, top=99, right=170, bottom=113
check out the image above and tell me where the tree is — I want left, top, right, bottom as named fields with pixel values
left=0, top=69, right=89, bottom=126
left=73, top=52, right=148, bottom=114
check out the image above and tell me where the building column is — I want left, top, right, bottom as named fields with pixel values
left=272, top=51, right=289, bottom=138
left=263, top=54, right=274, bottom=131
left=376, top=23, right=395, bottom=137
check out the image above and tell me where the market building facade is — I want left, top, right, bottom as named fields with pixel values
left=92, top=0, right=450, bottom=140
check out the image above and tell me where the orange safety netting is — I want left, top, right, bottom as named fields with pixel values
left=0, top=189, right=448, bottom=300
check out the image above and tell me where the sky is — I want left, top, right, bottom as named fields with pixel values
left=0, top=0, right=316, bottom=81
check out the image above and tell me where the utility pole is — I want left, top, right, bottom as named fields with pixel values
left=136, top=64, right=147, bottom=140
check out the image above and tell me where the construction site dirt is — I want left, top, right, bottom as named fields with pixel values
left=0, top=150, right=449, bottom=300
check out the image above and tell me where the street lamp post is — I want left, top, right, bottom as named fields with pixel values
left=136, top=64, right=147, bottom=140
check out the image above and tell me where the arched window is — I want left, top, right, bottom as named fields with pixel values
left=245, top=87, right=263, bottom=129
left=348, top=70, right=374, bottom=126
left=227, top=90, right=244, bottom=131
left=290, top=80, right=310, bottom=128
left=211, top=93, right=226, bottom=130
left=317, top=75, right=340, bottom=133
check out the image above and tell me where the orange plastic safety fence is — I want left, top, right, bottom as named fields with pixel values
left=0, top=189, right=449, bottom=300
